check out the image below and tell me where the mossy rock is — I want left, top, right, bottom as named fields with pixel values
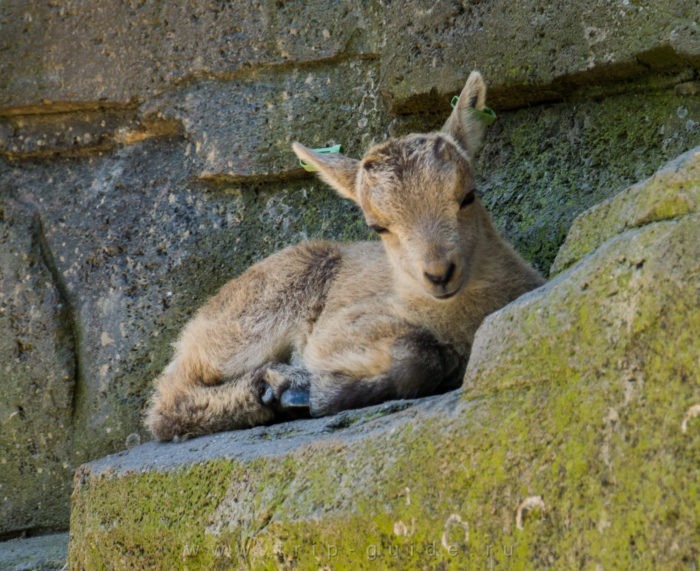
left=478, top=90, right=700, bottom=274
left=551, top=147, right=700, bottom=274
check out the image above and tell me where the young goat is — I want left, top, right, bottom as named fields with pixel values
left=146, top=72, right=544, bottom=441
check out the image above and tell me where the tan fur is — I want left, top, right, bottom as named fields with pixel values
left=145, top=72, right=545, bottom=441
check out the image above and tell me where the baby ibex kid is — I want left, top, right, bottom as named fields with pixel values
left=146, top=72, right=544, bottom=440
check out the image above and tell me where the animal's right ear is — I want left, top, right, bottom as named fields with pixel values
left=293, top=143, right=359, bottom=202
left=441, top=71, right=488, bottom=160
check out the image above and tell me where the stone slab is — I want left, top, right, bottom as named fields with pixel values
left=0, top=1, right=382, bottom=109
left=0, top=533, right=68, bottom=571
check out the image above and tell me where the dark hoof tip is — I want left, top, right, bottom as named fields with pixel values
left=280, top=388, right=310, bottom=409
left=261, top=385, right=275, bottom=405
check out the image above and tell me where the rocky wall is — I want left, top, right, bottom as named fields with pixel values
left=1, top=0, right=699, bottom=536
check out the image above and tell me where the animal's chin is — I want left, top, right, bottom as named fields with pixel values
left=429, top=286, right=462, bottom=301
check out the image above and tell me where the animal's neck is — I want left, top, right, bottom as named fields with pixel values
left=468, top=212, right=539, bottom=295
left=394, top=213, right=543, bottom=350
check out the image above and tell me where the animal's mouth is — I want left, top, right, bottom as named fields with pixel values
left=428, top=272, right=465, bottom=300
left=431, top=288, right=460, bottom=301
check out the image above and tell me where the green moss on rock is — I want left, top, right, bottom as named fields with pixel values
left=70, top=461, right=236, bottom=569
left=478, top=90, right=700, bottom=274
left=551, top=147, right=699, bottom=274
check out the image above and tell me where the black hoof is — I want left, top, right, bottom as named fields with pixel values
left=279, top=388, right=310, bottom=409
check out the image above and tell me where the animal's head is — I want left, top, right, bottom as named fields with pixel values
left=293, top=71, right=490, bottom=300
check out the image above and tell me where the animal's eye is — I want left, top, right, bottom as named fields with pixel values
left=460, top=191, right=476, bottom=209
left=369, top=224, right=389, bottom=235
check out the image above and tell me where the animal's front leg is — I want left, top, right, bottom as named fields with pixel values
left=305, top=327, right=466, bottom=417
left=258, top=363, right=313, bottom=414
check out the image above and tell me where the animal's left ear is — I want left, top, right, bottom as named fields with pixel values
left=441, top=71, right=488, bottom=160
left=292, top=142, right=359, bottom=202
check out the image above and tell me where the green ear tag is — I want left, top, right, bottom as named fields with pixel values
left=299, top=144, right=343, bottom=172
left=451, top=95, right=497, bottom=125
left=471, top=106, right=497, bottom=125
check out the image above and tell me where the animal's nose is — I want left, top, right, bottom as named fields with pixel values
left=424, top=262, right=456, bottom=287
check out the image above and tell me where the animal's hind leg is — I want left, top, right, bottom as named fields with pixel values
left=146, top=368, right=274, bottom=441
left=145, top=275, right=296, bottom=441
left=164, top=241, right=341, bottom=388
left=147, top=362, right=313, bottom=440
left=145, top=241, right=342, bottom=440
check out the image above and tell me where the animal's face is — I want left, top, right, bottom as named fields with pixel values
left=292, top=70, right=490, bottom=300
left=356, top=134, right=480, bottom=299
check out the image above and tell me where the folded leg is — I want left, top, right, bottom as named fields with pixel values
left=308, top=328, right=464, bottom=416
left=264, top=326, right=465, bottom=417
left=145, top=369, right=273, bottom=441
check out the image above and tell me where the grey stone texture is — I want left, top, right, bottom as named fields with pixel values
left=0, top=0, right=699, bottom=542
left=381, top=0, right=700, bottom=112
left=0, top=199, right=76, bottom=533
left=0, top=533, right=68, bottom=571
left=0, top=1, right=384, bottom=108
